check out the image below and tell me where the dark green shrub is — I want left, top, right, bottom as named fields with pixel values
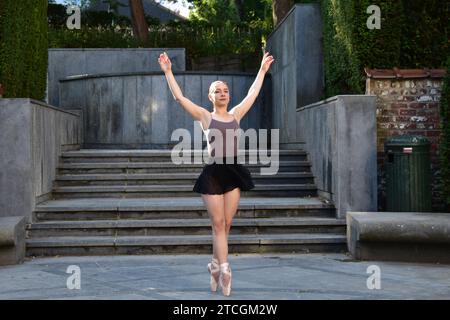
left=316, top=0, right=449, bottom=96
left=439, top=56, right=450, bottom=211
left=321, top=0, right=405, bottom=97
left=48, top=2, right=67, bottom=27
left=0, top=0, right=48, bottom=100
left=48, top=19, right=270, bottom=64
left=48, top=26, right=139, bottom=48
left=399, top=1, right=450, bottom=68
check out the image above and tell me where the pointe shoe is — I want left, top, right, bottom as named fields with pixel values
left=207, top=258, right=220, bottom=292
left=219, top=262, right=232, bottom=296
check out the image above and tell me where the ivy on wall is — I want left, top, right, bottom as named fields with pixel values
left=296, top=0, right=449, bottom=96
left=0, top=0, right=48, bottom=100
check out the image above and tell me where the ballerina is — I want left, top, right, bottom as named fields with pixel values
left=158, top=51, right=274, bottom=296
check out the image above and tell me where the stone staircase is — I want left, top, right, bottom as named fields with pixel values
left=26, top=149, right=347, bottom=257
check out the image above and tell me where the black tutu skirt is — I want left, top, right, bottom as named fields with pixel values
left=193, top=157, right=255, bottom=195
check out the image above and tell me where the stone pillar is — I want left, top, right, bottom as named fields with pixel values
left=297, top=95, right=378, bottom=218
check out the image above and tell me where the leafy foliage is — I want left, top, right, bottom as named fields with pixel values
left=48, top=0, right=272, bottom=65
left=439, top=56, right=450, bottom=211
left=0, top=0, right=48, bottom=99
left=299, top=0, right=449, bottom=96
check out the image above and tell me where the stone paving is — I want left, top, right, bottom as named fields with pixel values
left=0, top=253, right=449, bottom=300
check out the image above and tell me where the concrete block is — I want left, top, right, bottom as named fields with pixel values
left=297, top=95, right=377, bottom=218
left=335, top=96, right=377, bottom=216
left=0, top=216, right=26, bottom=265
left=1, top=98, right=81, bottom=225
left=347, top=211, right=450, bottom=264
left=0, top=100, right=33, bottom=219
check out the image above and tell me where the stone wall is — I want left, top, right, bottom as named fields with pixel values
left=59, top=71, right=272, bottom=149
left=0, top=99, right=81, bottom=220
left=47, top=48, right=186, bottom=107
left=365, top=68, right=447, bottom=212
left=265, top=4, right=324, bottom=149
left=190, top=53, right=259, bottom=73
left=297, top=95, right=378, bottom=218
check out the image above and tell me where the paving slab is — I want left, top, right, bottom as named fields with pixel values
left=0, top=253, right=449, bottom=300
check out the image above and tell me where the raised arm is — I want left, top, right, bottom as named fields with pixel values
left=230, top=52, right=274, bottom=122
left=158, top=52, right=209, bottom=124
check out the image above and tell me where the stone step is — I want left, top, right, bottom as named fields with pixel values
left=62, top=149, right=308, bottom=156
left=26, top=233, right=347, bottom=256
left=53, top=172, right=315, bottom=186
left=34, top=197, right=335, bottom=221
left=60, top=149, right=308, bottom=163
left=25, top=148, right=343, bottom=257
left=51, top=184, right=318, bottom=198
left=27, top=217, right=346, bottom=237
left=57, top=160, right=312, bottom=174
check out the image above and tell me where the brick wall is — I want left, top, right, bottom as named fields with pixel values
left=365, top=68, right=447, bottom=212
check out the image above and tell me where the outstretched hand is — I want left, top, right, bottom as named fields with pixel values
left=260, top=51, right=275, bottom=73
left=158, top=52, right=172, bottom=73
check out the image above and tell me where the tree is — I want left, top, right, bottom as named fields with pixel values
left=234, top=0, right=272, bottom=24
left=188, top=0, right=241, bottom=25
left=234, top=0, right=245, bottom=21
left=128, top=0, right=149, bottom=43
left=86, top=0, right=149, bottom=42
left=170, top=0, right=272, bottom=26
left=103, top=0, right=127, bottom=15
left=272, top=0, right=293, bottom=26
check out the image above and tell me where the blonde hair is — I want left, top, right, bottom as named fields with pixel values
left=208, top=80, right=229, bottom=96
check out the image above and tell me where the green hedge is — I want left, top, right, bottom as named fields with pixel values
left=0, top=0, right=48, bottom=100
left=318, top=0, right=449, bottom=97
left=399, top=1, right=450, bottom=69
left=322, top=0, right=364, bottom=96
left=48, top=3, right=133, bottom=28
left=49, top=19, right=269, bottom=62
left=439, top=56, right=450, bottom=211
left=323, top=0, right=394, bottom=96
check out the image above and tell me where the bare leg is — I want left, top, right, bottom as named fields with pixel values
left=220, top=187, right=241, bottom=290
left=210, top=187, right=240, bottom=261
left=201, top=194, right=227, bottom=264
left=223, top=187, right=240, bottom=237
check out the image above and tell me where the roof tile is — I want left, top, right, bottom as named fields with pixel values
left=365, top=67, right=447, bottom=79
